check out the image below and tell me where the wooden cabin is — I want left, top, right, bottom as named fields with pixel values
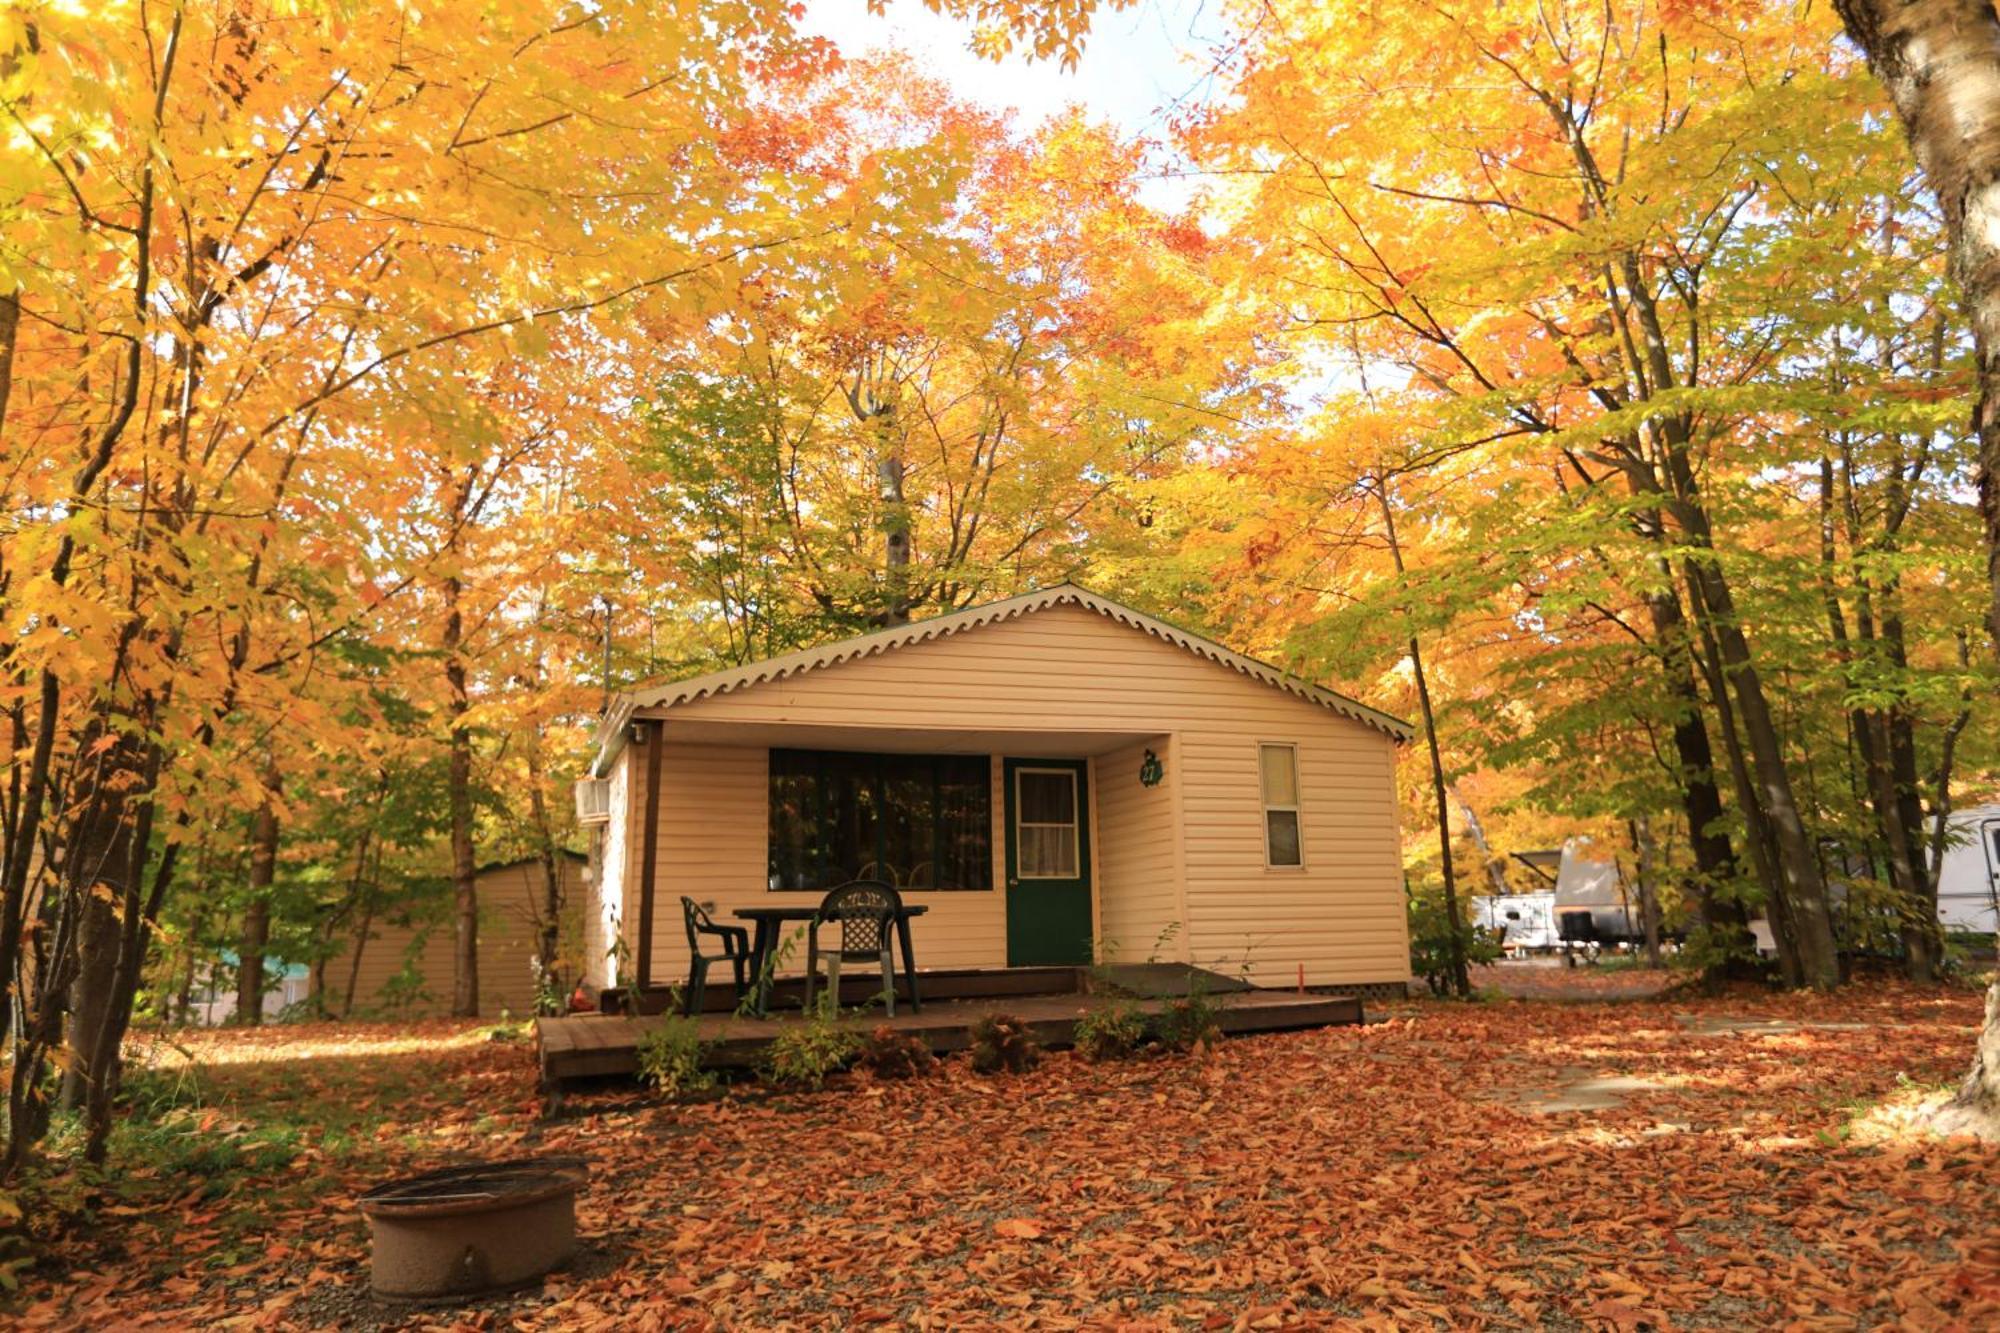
left=578, top=585, right=1413, bottom=1003
left=315, top=852, right=585, bottom=1018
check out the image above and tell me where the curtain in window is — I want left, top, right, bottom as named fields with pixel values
left=1015, top=769, right=1079, bottom=878
left=768, top=750, right=992, bottom=891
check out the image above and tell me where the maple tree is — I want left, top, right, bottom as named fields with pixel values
left=1167, top=0, right=1990, bottom=996
left=0, top=0, right=840, bottom=1166
left=0, top=0, right=1995, bottom=1253
left=619, top=58, right=1247, bottom=651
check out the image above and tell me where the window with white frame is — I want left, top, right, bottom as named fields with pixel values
left=1260, top=743, right=1303, bottom=867
left=1014, top=767, right=1081, bottom=878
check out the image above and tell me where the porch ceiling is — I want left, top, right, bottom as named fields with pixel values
left=651, top=718, right=1162, bottom=758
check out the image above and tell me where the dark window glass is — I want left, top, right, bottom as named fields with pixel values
left=1265, top=809, right=1302, bottom=867
left=768, top=750, right=992, bottom=891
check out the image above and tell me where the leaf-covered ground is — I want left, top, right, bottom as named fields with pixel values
left=17, top=982, right=2000, bottom=1330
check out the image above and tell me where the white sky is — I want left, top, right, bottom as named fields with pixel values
left=798, top=1, right=1238, bottom=164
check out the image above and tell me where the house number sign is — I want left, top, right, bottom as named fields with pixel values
left=1139, top=749, right=1164, bottom=787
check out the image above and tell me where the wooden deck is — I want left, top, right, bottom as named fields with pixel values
left=536, top=985, right=1364, bottom=1084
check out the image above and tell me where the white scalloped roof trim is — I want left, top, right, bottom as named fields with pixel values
left=592, top=585, right=1412, bottom=774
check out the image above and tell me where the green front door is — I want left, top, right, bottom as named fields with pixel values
left=1003, top=758, right=1093, bottom=965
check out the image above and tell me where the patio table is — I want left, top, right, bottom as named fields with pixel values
left=734, top=904, right=927, bottom=1018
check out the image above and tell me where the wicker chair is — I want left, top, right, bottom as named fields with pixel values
left=804, top=880, right=903, bottom=1016
left=681, top=896, right=750, bottom=1017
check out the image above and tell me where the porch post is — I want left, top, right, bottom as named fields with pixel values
left=637, top=719, right=663, bottom=994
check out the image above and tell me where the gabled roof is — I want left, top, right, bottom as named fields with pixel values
left=591, top=583, right=1412, bottom=774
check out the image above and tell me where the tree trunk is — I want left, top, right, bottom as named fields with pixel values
left=1629, top=817, right=1664, bottom=968
left=1377, top=483, right=1468, bottom=997
left=1880, top=615, right=1943, bottom=982
left=876, top=407, right=910, bottom=627
left=56, top=720, right=150, bottom=1113
left=1834, top=0, right=2000, bottom=1111
left=444, top=573, right=479, bottom=1018
left=1637, top=573, right=1752, bottom=959
left=1683, top=562, right=1799, bottom=982
left=526, top=724, right=562, bottom=996
left=1682, top=556, right=1841, bottom=990
left=233, top=760, right=282, bottom=1024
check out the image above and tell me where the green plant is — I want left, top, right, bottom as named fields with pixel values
left=968, top=1013, right=1040, bottom=1074
left=1073, top=1000, right=1145, bottom=1061
left=733, top=926, right=805, bottom=1019
left=374, top=951, right=433, bottom=1015
left=856, top=1025, right=936, bottom=1079
left=1407, top=886, right=1502, bottom=997
left=119, top=1108, right=304, bottom=1181
left=531, top=955, right=567, bottom=1016
left=1152, top=993, right=1221, bottom=1052
left=763, top=992, right=861, bottom=1089
left=635, top=1010, right=717, bottom=1097
left=118, top=1036, right=203, bottom=1121
left=605, top=931, right=643, bottom=1014
left=483, top=1015, right=530, bottom=1043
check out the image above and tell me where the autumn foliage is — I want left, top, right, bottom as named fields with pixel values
left=2, top=0, right=1999, bottom=1308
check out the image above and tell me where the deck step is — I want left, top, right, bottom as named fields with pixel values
left=537, top=989, right=1364, bottom=1085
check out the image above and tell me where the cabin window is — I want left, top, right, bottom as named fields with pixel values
left=1014, top=767, right=1081, bottom=879
left=767, top=749, right=991, bottom=891
left=1259, top=743, right=1303, bottom=867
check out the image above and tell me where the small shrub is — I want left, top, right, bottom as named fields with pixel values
left=531, top=956, right=567, bottom=1017
left=1152, top=993, right=1221, bottom=1052
left=969, top=1013, right=1040, bottom=1074
left=856, top=1025, right=936, bottom=1079
left=763, top=994, right=861, bottom=1089
left=636, top=1014, right=716, bottom=1097
left=1074, top=1001, right=1145, bottom=1061
left=1407, top=885, right=1502, bottom=997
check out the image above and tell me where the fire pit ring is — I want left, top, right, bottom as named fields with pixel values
left=357, top=1156, right=588, bottom=1300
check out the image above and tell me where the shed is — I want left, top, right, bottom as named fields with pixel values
left=315, top=852, right=586, bottom=1018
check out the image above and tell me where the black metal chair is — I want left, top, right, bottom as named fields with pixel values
left=681, top=897, right=750, bottom=1016
left=804, top=880, right=902, bottom=1016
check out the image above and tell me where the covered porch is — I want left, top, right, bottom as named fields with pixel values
left=606, top=717, right=1188, bottom=1010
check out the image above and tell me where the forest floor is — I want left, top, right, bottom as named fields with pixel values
left=1469, top=957, right=1680, bottom=1002
left=11, top=978, right=1999, bottom=1330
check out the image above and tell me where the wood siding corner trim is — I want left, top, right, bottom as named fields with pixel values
left=637, top=721, right=663, bottom=989
left=1167, top=734, right=1192, bottom=964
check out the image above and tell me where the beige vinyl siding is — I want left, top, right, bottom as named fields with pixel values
left=637, top=744, right=1012, bottom=985
left=627, top=604, right=1407, bottom=988
left=326, top=906, right=455, bottom=1017
left=1179, top=727, right=1408, bottom=985
left=318, top=859, right=583, bottom=1018
left=1094, top=736, right=1186, bottom=964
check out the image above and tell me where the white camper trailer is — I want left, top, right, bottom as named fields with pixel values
left=1472, top=892, right=1559, bottom=953
left=1553, top=840, right=1637, bottom=942
left=1935, top=805, right=2000, bottom=935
